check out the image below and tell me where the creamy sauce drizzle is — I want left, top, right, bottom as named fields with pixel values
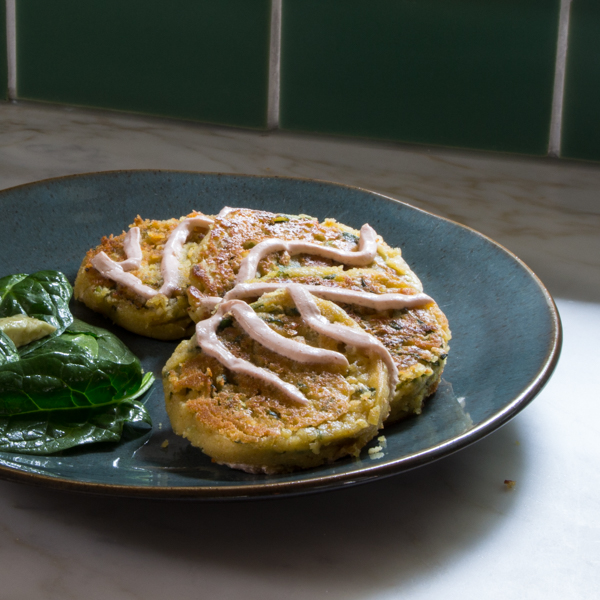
left=91, top=227, right=159, bottom=299
left=199, top=282, right=432, bottom=311
left=287, top=284, right=399, bottom=391
left=91, top=252, right=159, bottom=300
left=194, top=218, right=432, bottom=405
left=91, top=216, right=213, bottom=299
left=120, top=227, right=143, bottom=270
left=235, top=223, right=378, bottom=284
left=216, top=206, right=235, bottom=219
left=92, top=209, right=432, bottom=406
left=227, top=299, right=349, bottom=369
left=196, top=301, right=311, bottom=406
left=159, top=216, right=214, bottom=296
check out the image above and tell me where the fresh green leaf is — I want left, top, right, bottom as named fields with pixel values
left=0, top=331, right=19, bottom=366
left=0, top=272, right=154, bottom=454
left=0, top=271, right=73, bottom=356
left=67, top=318, right=141, bottom=367
left=128, top=372, right=155, bottom=402
left=0, top=398, right=152, bottom=455
left=0, top=321, right=147, bottom=417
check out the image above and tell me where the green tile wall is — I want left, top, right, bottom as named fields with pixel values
left=280, top=0, right=560, bottom=155
left=0, top=1, right=7, bottom=101
left=561, top=1, right=600, bottom=161
left=16, top=0, right=272, bottom=129
left=10, top=0, right=600, bottom=162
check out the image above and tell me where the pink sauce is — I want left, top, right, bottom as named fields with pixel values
left=195, top=283, right=431, bottom=312
left=91, top=216, right=213, bottom=299
left=159, top=216, right=213, bottom=296
left=193, top=219, right=431, bottom=405
left=120, top=227, right=143, bottom=270
left=90, top=252, right=158, bottom=300
left=235, top=224, right=378, bottom=284
left=287, top=284, right=399, bottom=391
left=226, top=300, right=348, bottom=368
left=195, top=302, right=310, bottom=407
left=93, top=208, right=432, bottom=407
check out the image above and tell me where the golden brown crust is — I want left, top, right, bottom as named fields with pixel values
left=163, top=290, right=391, bottom=473
left=187, top=252, right=451, bottom=425
left=189, top=208, right=423, bottom=301
left=341, top=302, right=450, bottom=422
left=177, top=208, right=450, bottom=466
left=74, top=212, right=210, bottom=340
left=76, top=205, right=451, bottom=472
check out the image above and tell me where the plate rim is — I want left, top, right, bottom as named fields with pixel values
left=0, top=169, right=563, bottom=499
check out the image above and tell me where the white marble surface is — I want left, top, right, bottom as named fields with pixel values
left=0, top=101, right=599, bottom=599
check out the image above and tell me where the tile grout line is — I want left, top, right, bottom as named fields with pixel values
left=548, top=0, right=572, bottom=157
left=5, top=0, right=16, bottom=100
left=267, top=0, right=282, bottom=130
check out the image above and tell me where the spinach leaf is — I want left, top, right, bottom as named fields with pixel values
left=0, top=321, right=146, bottom=417
left=0, top=331, right=19, bottom=366
left=0, top=271, right=154, bottom=454
left=66, top=318, right=141, bottom=367
left=0, top=395, right=152, bottom=455
left=0, top=271, right=73, bottom=356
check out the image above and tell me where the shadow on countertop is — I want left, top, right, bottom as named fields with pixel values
left=1, top=418, right=527, bottom=599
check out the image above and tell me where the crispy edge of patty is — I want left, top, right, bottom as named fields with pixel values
left=74, top=212, right=210, bottom=340
left=189, top=208, right=423, bottom=306
left=340, top=300, right=451, bottom=424
left=189, top=263, right=451, bottom=424
left=386, top=358, right=447, bottom=424
left=163, top=292, right=391, bottom=473
left=74, top=270, right=195, bottom=340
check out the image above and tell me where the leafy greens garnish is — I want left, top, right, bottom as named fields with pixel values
left=0, top=374, right=154, bottom=454
left=0, top=270, right=73, bottom=356
left=0, top=271, right=154, bottom=454
left=0, top=331, right=19, bottom=365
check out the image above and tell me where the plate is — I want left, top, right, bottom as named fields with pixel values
left=0, top=171, right=561, bottom=498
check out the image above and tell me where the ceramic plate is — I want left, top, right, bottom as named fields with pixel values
left=0, top=171, right=561, bottom=498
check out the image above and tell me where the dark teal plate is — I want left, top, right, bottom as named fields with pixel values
left=0, top=171, right=561, bottom=498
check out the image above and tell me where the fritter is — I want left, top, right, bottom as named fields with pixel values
left=188, top=207, right=423, bottom=321
left=76, top=204, right=451, bottom=473
left=189, top=265, right=450, bottom=424
left=74, top=212, right=212, bottom=340
left=163, top=288, right=391, bottom=473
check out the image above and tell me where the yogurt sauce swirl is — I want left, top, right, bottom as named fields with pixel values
left=91, top=216, right=214, bottom=300
left=90, top=209, right=433, bottom=406
left=193, top=215, right=432, bottom=405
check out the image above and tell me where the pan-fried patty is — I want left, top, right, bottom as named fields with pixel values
left=76, top=205, right=450, bottom=473
left=74, top=212, right=211, bottom=340
left=188, top=265, right=450, bottom=424
left=163, top=288, right=391, bottom=474
left=188, top=207, right=423, bottom=320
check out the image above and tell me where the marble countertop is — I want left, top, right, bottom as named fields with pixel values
left=0, top=101, right=598, bottom=599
